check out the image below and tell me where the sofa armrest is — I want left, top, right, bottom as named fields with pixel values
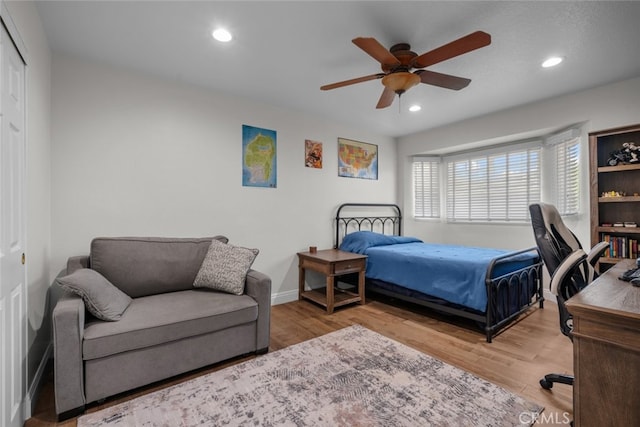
left=66, top=256, right=89, bottom=274
left=52, top=292, right=86, bottom=415
left=245, top=269, right=271, bottom=351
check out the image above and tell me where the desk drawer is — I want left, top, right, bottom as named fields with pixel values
left=332, top=259, right=365, bottom=275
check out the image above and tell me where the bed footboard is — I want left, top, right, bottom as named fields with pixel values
left=484, top=247, right=544, bottom=342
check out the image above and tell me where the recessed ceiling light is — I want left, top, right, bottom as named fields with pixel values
left=212, top=28, right=232, bottom=42
left=409, top=105, right=422, bottom=112
left=542, top=56, right=563, bottom=68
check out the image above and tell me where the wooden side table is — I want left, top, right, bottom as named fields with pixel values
left=297, top=249, right=366, bottom=313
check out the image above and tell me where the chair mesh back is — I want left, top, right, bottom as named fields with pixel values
left=529, top=202, right=593, bottom=340
left=529, top=203, right=582, bottom=276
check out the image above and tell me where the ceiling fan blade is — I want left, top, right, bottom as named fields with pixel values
left=376, top=87, right=396, bottom=109
left=416, top=70, right=471, bottom=90
left=352, top=37, right=401, bottom=67
left=412, top=31, right=491, bottom=69
left=321, top=73, right=385, bottom=91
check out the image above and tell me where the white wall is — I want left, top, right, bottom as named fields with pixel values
left=51, top=55, right=396, bottom=301
left=397, top=76, right=640, bottom=252
left=4, top=0, right=52, bottom=408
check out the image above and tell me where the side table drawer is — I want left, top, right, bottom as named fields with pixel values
left=299, top=257, right=330, bottom=275
left=332, top=258, right=366, bottom=275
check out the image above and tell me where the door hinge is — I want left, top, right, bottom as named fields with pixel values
left=21, top=253, right=25, bottom=265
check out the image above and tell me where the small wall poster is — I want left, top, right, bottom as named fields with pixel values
left=337, top=137, right=378, bottom=180
left=242, top=125, right=277, bottom=188
left=305, top=140, right=323, bottom=168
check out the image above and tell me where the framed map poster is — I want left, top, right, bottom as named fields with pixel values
left=337, top=137, right=378, bottom=180
left=242, top=124, right=277, bottom=188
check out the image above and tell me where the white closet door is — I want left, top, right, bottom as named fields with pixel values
left=0, top=19, right=26, bottom=427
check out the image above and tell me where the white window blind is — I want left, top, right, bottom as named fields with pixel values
left=547, top=129, right=581, bottom=215
left=446, top=145, right=541, bottom=222
left=413, top=157, right=440, bottom=218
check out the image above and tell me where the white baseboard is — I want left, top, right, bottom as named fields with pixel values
left=24, top=341, right=53, bottom=420
left=271, top=289, right=298, bottom=305
left=543, top=288, right=556, bottom=304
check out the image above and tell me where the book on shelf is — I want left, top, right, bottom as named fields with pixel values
left=601, top=233, right=639, bottom=259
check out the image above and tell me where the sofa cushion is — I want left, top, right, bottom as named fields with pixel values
left=82, top=289, right=258, bottom=360
left=56, top=269, right=132, bottom=321
left=193, top=240, right=259, bottom=295
left=90, top=236, right=228, bottom=298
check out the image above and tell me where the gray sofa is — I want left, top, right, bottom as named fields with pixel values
left=52, top=236, right=271, bottom=419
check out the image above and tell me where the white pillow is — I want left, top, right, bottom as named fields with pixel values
left=193, top=239, right=259, bottom=295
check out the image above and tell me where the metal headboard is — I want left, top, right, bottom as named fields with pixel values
left=334, top=203, right=402, bottom=248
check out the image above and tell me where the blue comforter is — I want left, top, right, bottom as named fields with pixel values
left=340, top=231, right=536, bottom=312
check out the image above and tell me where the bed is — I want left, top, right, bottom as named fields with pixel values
left=334, top=203, right=544, bottom=342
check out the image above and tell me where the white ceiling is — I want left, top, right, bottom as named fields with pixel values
left=35, top=1, right=640, bottom=138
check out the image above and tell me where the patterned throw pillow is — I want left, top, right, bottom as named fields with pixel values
left=56, top=268, right=132, bottom=321
left=193, top=239, right=259, bottom=295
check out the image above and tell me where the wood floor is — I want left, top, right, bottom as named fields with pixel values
left=26, top=295, right=573, bottom=426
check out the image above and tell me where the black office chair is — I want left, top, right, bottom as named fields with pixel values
left=529, top=203, right=609, bottom=389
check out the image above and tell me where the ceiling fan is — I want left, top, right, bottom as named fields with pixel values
left=320, top=31, right=491, bottom=109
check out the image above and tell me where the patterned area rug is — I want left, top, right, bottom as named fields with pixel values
left=78, top=325, right=543, bottom=426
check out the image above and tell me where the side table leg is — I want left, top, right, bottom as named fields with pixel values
left=326, top=276, right=335, bottom=314
left=298, top=266, right=305, bottom=300
left=358, top=270, right=365, bottom=305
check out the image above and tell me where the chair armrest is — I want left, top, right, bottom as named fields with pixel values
left=52, top=292, right=86, bottom=415
left=244, top=269, right=271, bottom=351
left=550, top=249, right=588, bottom=296
left=588, top=241, right=610, bottom=267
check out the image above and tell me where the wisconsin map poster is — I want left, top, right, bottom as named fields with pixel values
left=242, top=125, right=277, bottom=188
left=337, top=137, right=378, bottom=180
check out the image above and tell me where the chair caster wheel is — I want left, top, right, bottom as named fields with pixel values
left=540, top=378, right=553, bottom=390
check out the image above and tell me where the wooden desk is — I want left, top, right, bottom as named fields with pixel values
left=297, top=249, right=366, bottom=314
left=566, top=259, right=640, bottom=426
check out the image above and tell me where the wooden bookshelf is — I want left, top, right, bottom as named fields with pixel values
left=590, top=124, right=640, bottom=272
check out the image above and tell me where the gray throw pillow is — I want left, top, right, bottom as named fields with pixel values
left=193, top=239, right=259, bottom=295
left=56, top=268, right=132, bottom=321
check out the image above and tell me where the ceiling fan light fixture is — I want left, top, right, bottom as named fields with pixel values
left=382, top=72, right=420, bottom=94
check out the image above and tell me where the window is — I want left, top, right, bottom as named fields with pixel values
left=411, top=129, right=581, bottom=222
left=445, top=144, right=541, bottom=222
left=413, top=157, right=440, bottom=218
left=547, top=129, right=581, bottom=215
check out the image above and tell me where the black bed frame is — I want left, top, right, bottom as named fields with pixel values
left=334, top=203, right=544, bottom=342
